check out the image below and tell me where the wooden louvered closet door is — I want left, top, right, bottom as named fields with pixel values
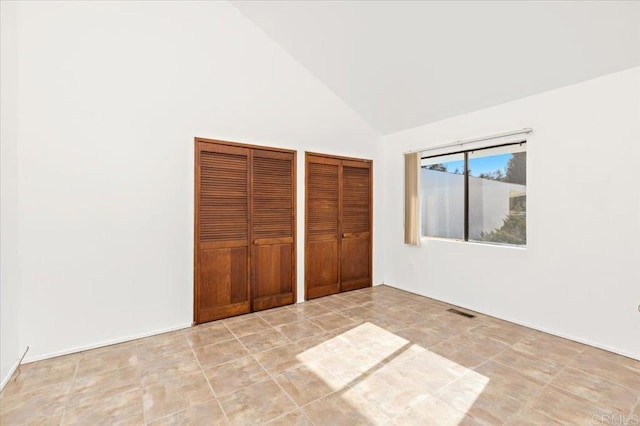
left=340, top=160, right=372, bottom=291
left=305, top=153, right=372, bottom=300
left=305, top=156, right=341, bottom=299
left=195, top=142, right=250, bottom=323
left=251, top=149, right=296, bottom=311
left=195, top=139, right=296, bottom=324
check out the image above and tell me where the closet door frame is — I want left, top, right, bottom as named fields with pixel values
left=304, top=152, right=373, bottom=300
left=194, top=137, right=297, bottom=324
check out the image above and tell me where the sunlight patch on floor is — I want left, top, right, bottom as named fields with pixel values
left=296, top=322, right=489, bottom=422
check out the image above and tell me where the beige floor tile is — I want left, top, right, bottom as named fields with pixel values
left=362, top=314, right=408, bottom=333
left=581, top=346, right=640, bottom=372
left=71, top=365, right=140, bottom=397
left=238, top=328, right=290, bottom=353
left=380, top=305, right=433, bottom=325
left=571, top=347, right=640, bottom=390
left=349, top=362, right=431, bottom=417
left=0, top=382, right=69, bottom=424
left=338, top=306, right=376, bottom=322
left=277, top=320, right=325, bottom=342
left=470, top=318, right=533, bottom=345
left=205, top=355, right=269, bottom=397
left=492, top=347, right=564, bottom=384
left=140, top=350, right=201, bottom=387
left=142, top=371, right=213, bottom=422
left=395, top=326, right=450, bottom=348
left=1, top=354, right=77, bottom=397
left=316, top=296, right=355, bottom=312
left=551, top=367, right=639, bottom=416
left=252, top=343, right=305, bottom=376
left=395, top=350, right=467, bottom=393
left=259, top=307, right=306, bottom=327
left=224, top=317, right=273, bottom=338
left=318, top=347, right=384, bottom=384
left=335, top=321, right=404, bottom=347
left=275, top=362, right=345, bottom=406
left=309, top=312, right=354, bottom=332
left=193, top=339, right=249, bottom=368
left=528, top=384, right=616, bottom=424
left=444, top=331, right=510, bottom=359
left=436, top=375, right=524, bottom=425
left=411, top=321, right=461, bottom=343
left=62, top=386, right=143, bottom=425
left=356, top=338, right=423, bottom=366
left=183, top=323, right=234, bottom=348
left=136, top=331, right=191, bottom=363
left=390, top=394, right=469, bottom=426
left=267, top=409, right=313, bottom=425
left=287, top=302, right=332, bottom=318
left=295, top=333, right=356, bottom=364
left=147, top=400, right=228, bottom=425
left=303, top=388, right=389, bottom=426
left=76, top=345, right=139, bottom=378
left=473, top=361, right=545, bottom=403
left=428, top=340, right=488, bottom=370
left=504, top=406, right=563, bottom=425
left=512, top=332, right=584, bottom=366
left=218, top=379, right=296, bottom=424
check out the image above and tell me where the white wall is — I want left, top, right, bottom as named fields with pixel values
left=383, top=67, right=640, bottom=360
left=12, top=1, right=382, bottom=364
left=1, top=0, right=23, bottom=387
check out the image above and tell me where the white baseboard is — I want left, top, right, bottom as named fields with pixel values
left=386, top=283, right=640, bottom=362
left=0, top=358, right=21, bottom=393
left=22, top=323, right=192, bottom=364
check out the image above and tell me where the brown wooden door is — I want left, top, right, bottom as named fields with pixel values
left=195, top=141, right=250, bottom=323
left=305, top=153, right=372, bottom=299
left=251, top=149, right=296, bottom=311
left=305, top=156, right=341, bottom=299
left=340, top=160, right=372, bottom=291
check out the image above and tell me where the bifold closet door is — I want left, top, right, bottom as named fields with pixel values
left=305, top=154, right=372, bottom=300
left=305, top=156, right=341, bottom=299
left=195, top=142, right=250, bottom=323
left=340, top=160, right=372, bottom=291
left=251, top=149, right=296, bottom=311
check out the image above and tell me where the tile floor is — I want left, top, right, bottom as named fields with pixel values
left=1, top=285, right=639, bottom=425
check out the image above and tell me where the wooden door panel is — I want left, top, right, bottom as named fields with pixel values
left=340, top=237, right=370, bottom=291
left=198, top=247, right=249, bottom=322
left=252, top=243, right=294, bottom=311
left=195, top=141, right=251, bottom=324
left=306, top=239, right=339, bottom=298
left=340, top=161, right=372, bottom=292
left=306, top=156, right=341, bottom=299
left=251, top=149, right=296, bottom=310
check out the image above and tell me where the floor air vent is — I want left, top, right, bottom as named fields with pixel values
left=447, top=308, right=476, bottom=318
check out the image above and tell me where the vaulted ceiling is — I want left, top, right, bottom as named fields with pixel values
left=234, top=1, right=640, bottom=135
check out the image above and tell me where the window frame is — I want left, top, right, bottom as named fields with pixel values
left=421, top=140, right=527, bottom=246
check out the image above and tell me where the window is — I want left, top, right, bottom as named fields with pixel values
left=421, top=142, right=526, bottom=246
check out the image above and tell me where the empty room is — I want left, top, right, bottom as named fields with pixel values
left=1, top=1, right=639, bottom=425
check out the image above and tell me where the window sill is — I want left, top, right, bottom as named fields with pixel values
left=420, top=236, right=527, bottom=250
